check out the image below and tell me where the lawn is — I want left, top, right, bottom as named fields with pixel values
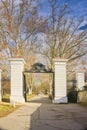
left=0, top=93, right=35, bottom=118
left=0, top=103, right=21, bottom=118
left=2, top=94, right=10, bottom=102
left=27, top=94, right=36, bottom=100
left=79, top=102, right=87, bottom=106
left=0, top=93, right=36, bottom=118
left=1, top=94, right=22, bottom=118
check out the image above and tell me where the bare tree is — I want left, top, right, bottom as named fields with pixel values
left=0, top=0, right=48, bottom=78
left=0, top=0, right=49, bottom=82
left=36, top=0, right=87, bottom=70
left=0, top=0, right=47, bottom=59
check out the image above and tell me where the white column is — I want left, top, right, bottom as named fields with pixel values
left=53, top=59, right=68, bottom=103
left=0, top=69, right=2, bottom=102
left=9, top=58, right=25, bottom=103
left=76, top=71, right=85, bottom=90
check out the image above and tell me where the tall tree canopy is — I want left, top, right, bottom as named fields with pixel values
left=36, top=0, right=87, bottom=69
left=0, top=0, right=47, bottom=59
left=0, top=0, right=87, bottom=73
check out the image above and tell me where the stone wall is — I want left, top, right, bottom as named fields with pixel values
left=78, top=90, right=87, bottom=103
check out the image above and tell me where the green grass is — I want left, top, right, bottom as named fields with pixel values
left=27, top=94, right=36, bottom=100
left=0, top=94, right=23, bottom=117
left=0, top=104, right=21, bottom=117
left=2, top=93, right=36, bottom=102
left=79, top=102, right=87, bottom=106
left=2, top=94, right=10, bottom=102
left=0, top=93, right=35, bottom=118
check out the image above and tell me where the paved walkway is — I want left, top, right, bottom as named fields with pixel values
left=0, top=95, right=87, bottom=130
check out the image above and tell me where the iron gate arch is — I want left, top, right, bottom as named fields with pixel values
left=23, top=62, right=54, bottom=102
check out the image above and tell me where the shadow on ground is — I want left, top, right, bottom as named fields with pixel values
left=27, top=96, right=87, bottom=130
left=0, top=95, right=87, bottom=130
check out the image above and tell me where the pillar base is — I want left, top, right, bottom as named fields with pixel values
left=10, top=95, right=25, bottom=103
left=53, top=96, right=68, bottom=103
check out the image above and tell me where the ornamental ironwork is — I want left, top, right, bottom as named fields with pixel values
left=25, top=62, right=52, bottom=73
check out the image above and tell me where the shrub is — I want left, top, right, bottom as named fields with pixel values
left=49, top=94, right=53, bottom=100
left=67, top=90, right=78, bottom=103
left=83, top=85, right=87, bottom=90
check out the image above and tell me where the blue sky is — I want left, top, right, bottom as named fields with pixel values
left=39, top=0, right=87, bottom=30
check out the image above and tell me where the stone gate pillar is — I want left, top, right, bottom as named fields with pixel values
left=53, top=59, right=68, bottom=103
left=0, top=69, right=2, bottom=102
left=76, top=71, right=85, bottom=90
left=9, top=58, right=25, bottom=103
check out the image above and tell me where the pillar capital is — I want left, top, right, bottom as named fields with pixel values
left=76, top=70, right=85, bottom=73
left=53, top=59, right=68, bottom=65
left=53, top=58, right=68, bottom=62
left=9, top=58, right=25, bottom=64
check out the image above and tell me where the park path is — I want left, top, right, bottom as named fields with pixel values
left=0, top=95, right=87, bottom=130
